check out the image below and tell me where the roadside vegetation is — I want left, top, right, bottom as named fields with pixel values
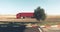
left=0, top=20, right=60, bottom=26
left=39, top=21, right=60, bottom=26
left=34, top=6, right=46, bottom=22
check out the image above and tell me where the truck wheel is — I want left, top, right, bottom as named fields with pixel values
left=23, top=17, right=25, bottom=19
left=21, top=17, right=25, bottom=19
left=21, top=17, right=23, bottom=19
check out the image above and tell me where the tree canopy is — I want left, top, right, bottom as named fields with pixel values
left=34, top=6, right=46, bottom=21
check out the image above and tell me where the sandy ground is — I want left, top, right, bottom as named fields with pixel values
left=0, top=15, right=60, bottom=32
left=0, top=18, right=37, bottom=22
left=0, top=15, right=60, bottom=22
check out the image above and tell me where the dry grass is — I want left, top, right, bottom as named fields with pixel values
left=0, top=15, right=16, bottom=19
left=0, top=15, right=60, bottom=23
left=0, top=18, right=37, bottom=23
left=0, top=15, right=60, bottom=26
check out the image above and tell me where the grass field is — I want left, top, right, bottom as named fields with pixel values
left=0, top=15, right=60, bottom=25
left=39, top=15, right=60, bottom=25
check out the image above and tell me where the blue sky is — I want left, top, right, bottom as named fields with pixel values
left=0, top=0, right=60, bottom=15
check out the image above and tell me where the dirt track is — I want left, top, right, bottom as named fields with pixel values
left=0, top=18, right=38, bottom=22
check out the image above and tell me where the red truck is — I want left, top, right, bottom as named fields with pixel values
left=16, top=12, right=34, bottom=19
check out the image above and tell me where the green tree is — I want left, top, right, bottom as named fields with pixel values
left=34, top=6, right=46, bottom=21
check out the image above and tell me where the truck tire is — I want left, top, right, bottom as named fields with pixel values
left=23, top=17, right=25, bottom=19
left=21, top=17, right=25, bottom=19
